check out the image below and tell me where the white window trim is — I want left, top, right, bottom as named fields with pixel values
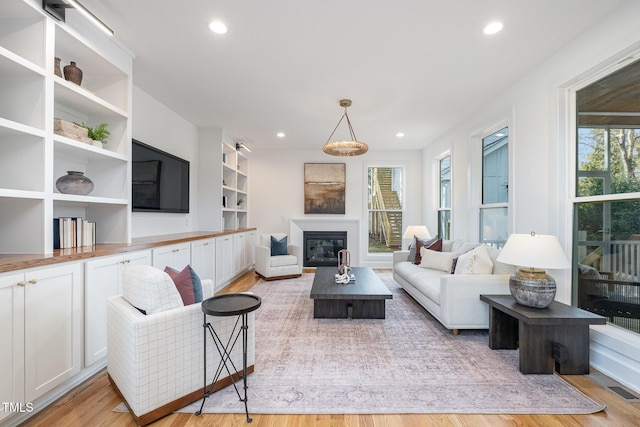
left=470, top=118, right=513, bottom=243
left=435, top=151, right=452, bottom=239
left=362, top=161, right=407, bottom=264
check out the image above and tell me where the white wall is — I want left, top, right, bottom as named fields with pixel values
left=248, top=148, right=423, bottom=267
left=130, top=86, right=200, bottom=237
left=422, top=0, right=640, bottom=392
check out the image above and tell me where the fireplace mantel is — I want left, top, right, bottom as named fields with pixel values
left=290, top=218, right=359, bottom=266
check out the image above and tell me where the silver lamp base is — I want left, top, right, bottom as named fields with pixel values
left=509, top=268, right=556, bottom=308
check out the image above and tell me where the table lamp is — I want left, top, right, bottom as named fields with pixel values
left=496, top=232, right=570, bottom=308
left=402, top=225, right=431, bottom=250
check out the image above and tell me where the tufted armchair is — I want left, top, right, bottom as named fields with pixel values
left=107, top=265, right=255, bottom=426
left=255, top=233, right=303, bottom=280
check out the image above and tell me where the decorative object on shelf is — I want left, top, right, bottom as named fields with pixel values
left=53, top=118, right=93, bottom=144
left=496, top=232, right=571, bottom=308
left=322, top=99, right=368, bottom=156
left=237, top=198, right=244, bottom=207
left=304, top=163, right=346, bottom=214
left=56, top=171, right=94, bottom=196
left=63, top=61, right=83, bottom=85
left=54, top=57, right=62, bottom=77
left=75, top=122, right=110, bottom=146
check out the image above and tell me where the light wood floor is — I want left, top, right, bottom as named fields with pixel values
left=20, top=270, right=640, bottom=427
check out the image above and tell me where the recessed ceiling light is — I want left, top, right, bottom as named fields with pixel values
left=277, top=132, right=285, bottom=138
left=209, top=20, right=228, bottom=34
left=396, top=132, right=405, bottom=138
left=483, top=21, right=503, bottom=35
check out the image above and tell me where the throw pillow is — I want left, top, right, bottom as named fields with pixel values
left=415, top=238, right=442, bottom=265
left=164, top=265, right=195, bottom=305
left=419, top=247, right=459, bottom=272
left=454, top=245, right=494, bottom=275
left=408, top=236, right=437, bottom=263
left=166, top=265, right=203, bottom=303
left=271, top=235, right=288, bottom=256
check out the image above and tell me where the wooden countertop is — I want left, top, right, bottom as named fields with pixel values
left=0, top=229, right=256, bottom=273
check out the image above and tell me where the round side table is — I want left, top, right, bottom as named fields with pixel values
left=195, top=293, right=261, bottom=423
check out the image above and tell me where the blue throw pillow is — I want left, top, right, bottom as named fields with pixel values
left=271, top=235, right=288, bottom=256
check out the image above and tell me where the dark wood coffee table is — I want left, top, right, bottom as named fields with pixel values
left=480, top=294, right=606, bottom=374
left=310, top=267, right=393, bottom=319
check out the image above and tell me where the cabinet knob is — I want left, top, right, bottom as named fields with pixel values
left=172, top=249, right=179, bottom=253
left=17, top=281, right=26, bottom=287
left=28, top=279, right=37, bottom=285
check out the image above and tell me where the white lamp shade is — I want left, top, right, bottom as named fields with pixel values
left=403, top=225, right=431, bottom=240
left=496, top=233, right=570, bottom=269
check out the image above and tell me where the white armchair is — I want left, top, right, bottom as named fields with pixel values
left=255, top=233, right=303, bottom=280
left=107, top=265, right=255, bottom=426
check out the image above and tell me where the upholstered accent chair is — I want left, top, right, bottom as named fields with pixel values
left=107, top=265, right=255, bottom=426
left=254, top=233, right=303, bottom=280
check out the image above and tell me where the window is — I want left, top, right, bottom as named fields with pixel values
left=480, top=127, right=509, bottom=247
left=438, top=155, right=451, bottom=239
left=367, top=167, right=403, bottom=253
left=573, top=59, right=640, bottom=335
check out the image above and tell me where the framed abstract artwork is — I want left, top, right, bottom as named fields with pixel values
left=304, top=163, right=346, bottom=214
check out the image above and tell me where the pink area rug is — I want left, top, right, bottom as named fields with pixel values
left=122, top=272, right=607, bottom=415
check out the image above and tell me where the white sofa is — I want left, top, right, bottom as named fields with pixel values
left=393, top=240, right=514, bottom=334
left=107, top=265, right=255, bottom=425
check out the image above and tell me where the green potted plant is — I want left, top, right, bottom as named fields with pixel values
left=76, top=122, right=110, bottom=146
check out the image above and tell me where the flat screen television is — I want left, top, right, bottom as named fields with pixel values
left=131, top=139, right=190, bottom=213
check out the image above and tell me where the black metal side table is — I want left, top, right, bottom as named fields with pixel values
left=195, top=293, right=261, bottom=423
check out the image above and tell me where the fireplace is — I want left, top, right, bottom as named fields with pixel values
left=303, top=231, right=347, bottom=267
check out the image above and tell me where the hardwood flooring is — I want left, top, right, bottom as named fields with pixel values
left=19, top=270, right=640, bottom=427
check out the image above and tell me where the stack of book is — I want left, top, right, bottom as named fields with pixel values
left=54, top=217, right=96, bottom=249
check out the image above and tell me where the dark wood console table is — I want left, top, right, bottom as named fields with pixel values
left=480, top=294, right=606, bottom=374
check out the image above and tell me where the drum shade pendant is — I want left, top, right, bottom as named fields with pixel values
left=322, top=99, right=368, bottom=156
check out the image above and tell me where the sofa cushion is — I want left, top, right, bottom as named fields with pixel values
left=394, top=261, right=446, bottom=304
left=271, top=235, right=288, bottom=256
left=419, top=247, right=458, bottom=272
left=454, top=245, right=494, bottom=275
left=260, top=232, right=287, bottom=247
left=270, top=254, right=298, bottom=267
left=485, top=245, right=517, bottom=275
left=122, top=265, right=183, bottom=315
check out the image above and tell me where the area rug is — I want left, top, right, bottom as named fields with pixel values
left=118, top=272, right=606, bottom=415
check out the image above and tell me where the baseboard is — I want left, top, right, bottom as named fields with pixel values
left=109, top=365, right=255, bottom=426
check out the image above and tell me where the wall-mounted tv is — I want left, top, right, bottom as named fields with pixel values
left=131, top=139, right=190, bottom=213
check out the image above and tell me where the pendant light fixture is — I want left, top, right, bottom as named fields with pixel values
left=322, top=99, right=368, bottom=156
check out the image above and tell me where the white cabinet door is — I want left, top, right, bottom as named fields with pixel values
left=245, top=230, right=256, bottom=267
left=191, top=238, right=216, bottom=283
left=234, top=232, right=246, bottom=273
left=152, top=243, right=191, bottom=271
left=24, top=263, right=83, bottom=401
left=0, top=274, right=25, bottom=423
left=215, top=235, right=234, bottom=289
left=84, top=250, right=151, bottom=366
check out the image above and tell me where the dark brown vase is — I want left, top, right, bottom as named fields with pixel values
left=54, top=57, right=62, bottom=77
left=63, top=61, right=83, bottom=85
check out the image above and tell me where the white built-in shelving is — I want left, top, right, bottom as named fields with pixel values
left=221, top=141, right=249, bottom=230
left=0, top=0, right=133, bottom=254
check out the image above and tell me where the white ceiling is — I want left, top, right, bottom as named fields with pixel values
left=86, top=0, right=625, bottom=152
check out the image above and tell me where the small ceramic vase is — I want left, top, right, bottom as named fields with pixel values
left=63, top=61, right=83, bottom=85
left=56, top=171, right=94, bottom=195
